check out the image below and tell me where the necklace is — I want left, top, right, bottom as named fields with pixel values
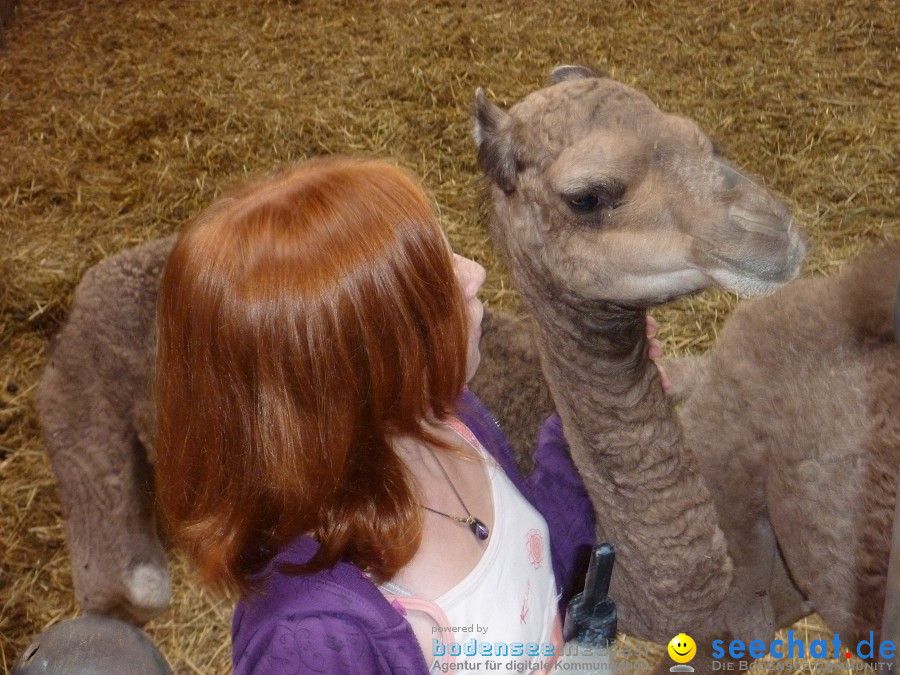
left=421, top=449, right=490, bottom=541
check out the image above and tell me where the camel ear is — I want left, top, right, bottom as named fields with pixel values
left=551, top=64, right=600, bottom=83
left=473, top=88, right=516, bottom=193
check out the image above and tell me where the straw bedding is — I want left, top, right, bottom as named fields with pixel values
left=0, top=0, right=896, bottom=672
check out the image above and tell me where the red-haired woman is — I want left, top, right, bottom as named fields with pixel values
left=155, top=157, right=599, bottom=674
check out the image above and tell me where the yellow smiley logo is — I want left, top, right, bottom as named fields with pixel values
left=667, top=633, right=697, bottom=663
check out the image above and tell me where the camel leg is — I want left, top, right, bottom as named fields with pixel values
left=645, top=514, right=791, bottom=675
left=768, top=448, right=890, bottom=650
left=881, top=460, right=900, bottom=673
left=768, top=544, right=813, bottom=629
left=40, top=362, right=170, bottom=626
left=688, top=523, right=780, bottom=675
left=677, top=429, right=798, bottom=672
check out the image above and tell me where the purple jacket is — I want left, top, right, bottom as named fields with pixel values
left=232, top=389, right=595, bottom=674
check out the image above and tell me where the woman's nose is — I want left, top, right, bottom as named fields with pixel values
left=454, top=254, right=486, bottom=299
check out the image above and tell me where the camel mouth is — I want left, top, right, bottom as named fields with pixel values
left=712, top=252, right=799, bottom=284
left=690, top=212, right=806, bottom=297
left=703, top=246, right=804, bottom=297
left=703, top=222, right=806, bottom=292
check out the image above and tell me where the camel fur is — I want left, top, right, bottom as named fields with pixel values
left=672, top=242, right=900, bottom=650
left=473, top=65, right=898, bottom=671
left=37, top=237, right=174, bottom=625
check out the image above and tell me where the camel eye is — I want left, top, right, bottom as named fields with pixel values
left=564, top=181, right=625, bottom=217
left=568, top=194, right=601, bottom=214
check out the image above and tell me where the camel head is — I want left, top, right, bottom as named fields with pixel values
left=474, top=66, right=806, bottom=307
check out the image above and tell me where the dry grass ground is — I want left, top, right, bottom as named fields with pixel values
left=0, top=0, right=897, bottom=672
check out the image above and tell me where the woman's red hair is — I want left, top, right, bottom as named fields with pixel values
left=155, top=157, right=468, bottom=593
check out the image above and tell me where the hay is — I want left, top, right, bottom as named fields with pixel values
left=0, top=0, right=896, bottom=672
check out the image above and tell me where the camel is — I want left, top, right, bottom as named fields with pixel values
left=473, top=65, right=813, bottom=669
left=473, top=64, right=899, bottom=670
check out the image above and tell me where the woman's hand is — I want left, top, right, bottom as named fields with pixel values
left=646, top=316, right=671, bottom=392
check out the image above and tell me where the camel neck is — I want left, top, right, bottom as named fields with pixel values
left=525, top=289, right=670, bottom=442
left=512, top=271, right=732, bottom=639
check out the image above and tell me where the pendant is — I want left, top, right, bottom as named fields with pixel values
left=468, top=517, right=490, bottom=541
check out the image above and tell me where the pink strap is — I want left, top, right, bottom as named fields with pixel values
left=445, top=416, right=483, bottom=454
left=382, top=594, right=457, bottom=665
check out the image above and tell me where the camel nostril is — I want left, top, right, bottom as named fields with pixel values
left=728, top=207, right=784, bottom=238
left=718, top=163, right=744, bottom=190
left=22, top=641, right=40, bottom=661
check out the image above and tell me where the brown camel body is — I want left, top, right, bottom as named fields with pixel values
left=667, top=243, right=900, bottom=651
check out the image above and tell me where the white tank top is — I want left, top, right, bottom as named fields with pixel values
left=382, top=418, right=564, bottom=674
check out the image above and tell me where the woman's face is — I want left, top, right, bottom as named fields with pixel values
left=452, top=253, right=486, bottom=383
